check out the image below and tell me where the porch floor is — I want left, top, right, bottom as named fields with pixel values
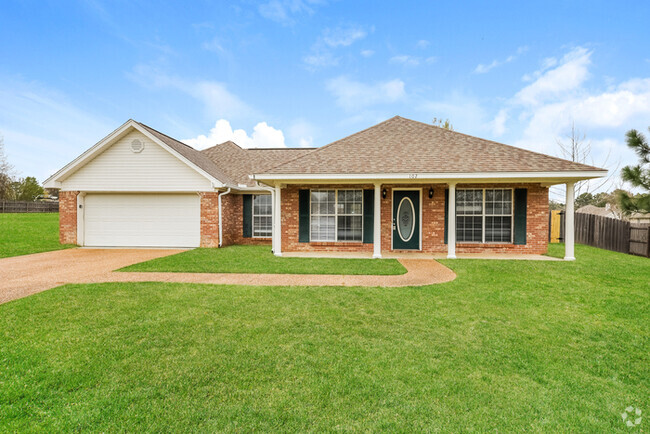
left=282, top=251, right=560, bottom=261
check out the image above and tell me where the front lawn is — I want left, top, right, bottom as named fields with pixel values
left=0, top=213, right=75, bottom=258
left=120, top=244, right=407, bottom=275
left=1, top=244, right=648, bottom=431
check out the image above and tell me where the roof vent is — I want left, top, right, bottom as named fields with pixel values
left=131, top=139, right=144, bottom=153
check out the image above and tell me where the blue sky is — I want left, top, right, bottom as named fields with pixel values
left=1, top=0, right=649, bottom=200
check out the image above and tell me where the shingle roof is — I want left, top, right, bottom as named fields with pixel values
left=576, top=205, right=620, bottom=219
left=137, top=122, right=237, bottom=185
left=260, top=116, right=605, bottom=175
left=200, top=141, right=313, bottom=187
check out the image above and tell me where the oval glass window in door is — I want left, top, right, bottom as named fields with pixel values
left=397, top=197, right=415, bottom=242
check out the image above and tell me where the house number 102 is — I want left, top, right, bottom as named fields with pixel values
left=408, top=174, right=418, bottom=179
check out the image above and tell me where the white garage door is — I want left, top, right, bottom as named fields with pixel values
left=84, top=194, right=200, bottom=247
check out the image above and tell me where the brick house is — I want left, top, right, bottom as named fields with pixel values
left=45, top=116, right=606, bottom=260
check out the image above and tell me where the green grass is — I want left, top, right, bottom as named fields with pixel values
left=120, top=244, right=407, bottom=275
left=1, top=244, right=648, bottom=431
left=0, top=213, right=75, bottom=258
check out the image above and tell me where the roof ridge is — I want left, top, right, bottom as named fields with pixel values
left=258, top=116, right=401, bottom=173
left=247, top=147, right=316, bottom=151
left=401, top=117, right=604, bottom=171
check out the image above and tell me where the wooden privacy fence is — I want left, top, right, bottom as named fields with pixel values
left=630, top=225, right=650, bottom=258
left=550, top=211, right=650, bottom=258
left=574, top=213, right=630, bottom=254
left=1, top=200, right=59, bottom=213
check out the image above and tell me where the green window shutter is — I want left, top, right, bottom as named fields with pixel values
left=444, top=189, right=449, bottom=244
left=242, top=194, right=252, bottom=238
left=513, top=188, right=527, bottom=245
left=299, top=190, right=310, bottom=243
left=363, top=189, right=374, bottom=244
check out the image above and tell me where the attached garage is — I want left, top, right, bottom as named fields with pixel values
left=82, top=194, right=200, bottom=247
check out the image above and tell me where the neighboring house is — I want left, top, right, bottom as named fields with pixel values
left=44, top=116, right=606, bottom=260
left=577, top=204, right=650, bottom=224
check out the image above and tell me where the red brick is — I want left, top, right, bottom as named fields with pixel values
left=280, top=183, right=548, bottom=255
left=59, top=191, right=79, bottom=245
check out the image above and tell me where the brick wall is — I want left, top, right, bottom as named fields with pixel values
left=280, top=183, right=548, bottom=255
left=59, top=190, right=79, bottom=245
left=220, top=193, right=271, bottom=247
left=281, top=184, right=374, bottom=253
left=199, top=192, right=220, bottom=247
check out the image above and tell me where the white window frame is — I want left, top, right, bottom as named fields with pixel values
left=252, top=194, right=272, bottom=238
left=456, top=188, right=514, bottom=244
left=309, top=189, right=364, bottom=242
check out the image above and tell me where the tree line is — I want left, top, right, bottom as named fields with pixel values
left=0, top=135, right=47, bottom=201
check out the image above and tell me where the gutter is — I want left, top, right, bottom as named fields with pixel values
left=218, top=187, right=231, bottom=247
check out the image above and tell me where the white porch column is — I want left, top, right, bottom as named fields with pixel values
left=564, top=182, right=576, bottom=261
left=447, top=182, right=457, bottom=259
left=373, top=183, right=382, bottom=258
left=270, top=189, right=276, bottom=254
left=274, top=185, right=282, bottom=257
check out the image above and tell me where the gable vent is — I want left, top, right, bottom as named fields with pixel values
left=130, top=139, right=144, bottom=153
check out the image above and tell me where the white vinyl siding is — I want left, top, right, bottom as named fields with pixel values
left=62, top=131, right=212, bottom=191
left=83, top=193, right=200, bottom=247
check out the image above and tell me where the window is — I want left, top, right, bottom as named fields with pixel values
left=456, top=188, right=513, bottom=243
left=485, top=189, right=512, bottom=242
left=252, top=194, right=272, bottom=238
left=310, top=189, right=363, bottom=242
left=456, top=189, right=483, bottom=242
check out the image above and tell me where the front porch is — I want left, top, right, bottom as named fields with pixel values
left=267, top=181, right=578, bottom=261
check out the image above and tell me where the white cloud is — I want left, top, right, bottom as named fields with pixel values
left=183, top=119, right=286, bottom=150
left=519, top=77, right=650, bottom=150
left=491, top=109, right=509, bottom=136
left=322, top=26, right=367, bottom=47
left=287, top=120, right=317, bottom=148
left=360, top=49, right=375, bottom=58
left=258, top=0, right=325, bottom=25
left=416, top=39, right=430, bottom=49
left=499, top=48, right=650, bottom=177
left=326, top=76, right=406, bottom=110
left=303, top=51, right=338, bottom=67
left=514, top=47, right=591, bottom=105
left=303, top=24, right=368, bottom=69
left=390, top=55, right=437, bottom=67
left=129, top=64, right=251, bottom=119
left=390, top=55, right=420, bottom=67
left=474, top=46, right=528, bottom=74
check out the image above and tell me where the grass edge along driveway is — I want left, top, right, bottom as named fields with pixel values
left=0, top=213, right=75, bottom=258
left=1, top=244, right=648, bottom=431
left=120, top=244, right=407, bottom=275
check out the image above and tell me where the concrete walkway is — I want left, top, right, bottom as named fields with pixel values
left=1, top=249, right=456, bottom=304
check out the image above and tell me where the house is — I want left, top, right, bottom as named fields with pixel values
left=577, top=204, right=650, bottom=224
left=44, top=116, right=607, bottom=260
left=576, top=204, right=622, bottom=220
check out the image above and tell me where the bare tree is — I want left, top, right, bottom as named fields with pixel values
left=0, top=135, right=16, bottom=200
left=554, top=122, right=619, bottom=199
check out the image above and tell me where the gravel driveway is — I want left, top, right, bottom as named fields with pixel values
left=0, top=248, right=184, bottom=304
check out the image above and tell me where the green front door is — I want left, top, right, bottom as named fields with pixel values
left=392, top=190, right=420, bottom=250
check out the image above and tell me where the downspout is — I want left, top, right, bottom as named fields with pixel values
left=255, top=180, right=277, bottom=253
left=218, top=187, right=231, bottom=247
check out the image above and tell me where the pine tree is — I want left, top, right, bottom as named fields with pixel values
left=619, top=128, right=650, bottom=213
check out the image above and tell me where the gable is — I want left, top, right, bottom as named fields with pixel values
left=61, top=130, right=213, bottom=191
